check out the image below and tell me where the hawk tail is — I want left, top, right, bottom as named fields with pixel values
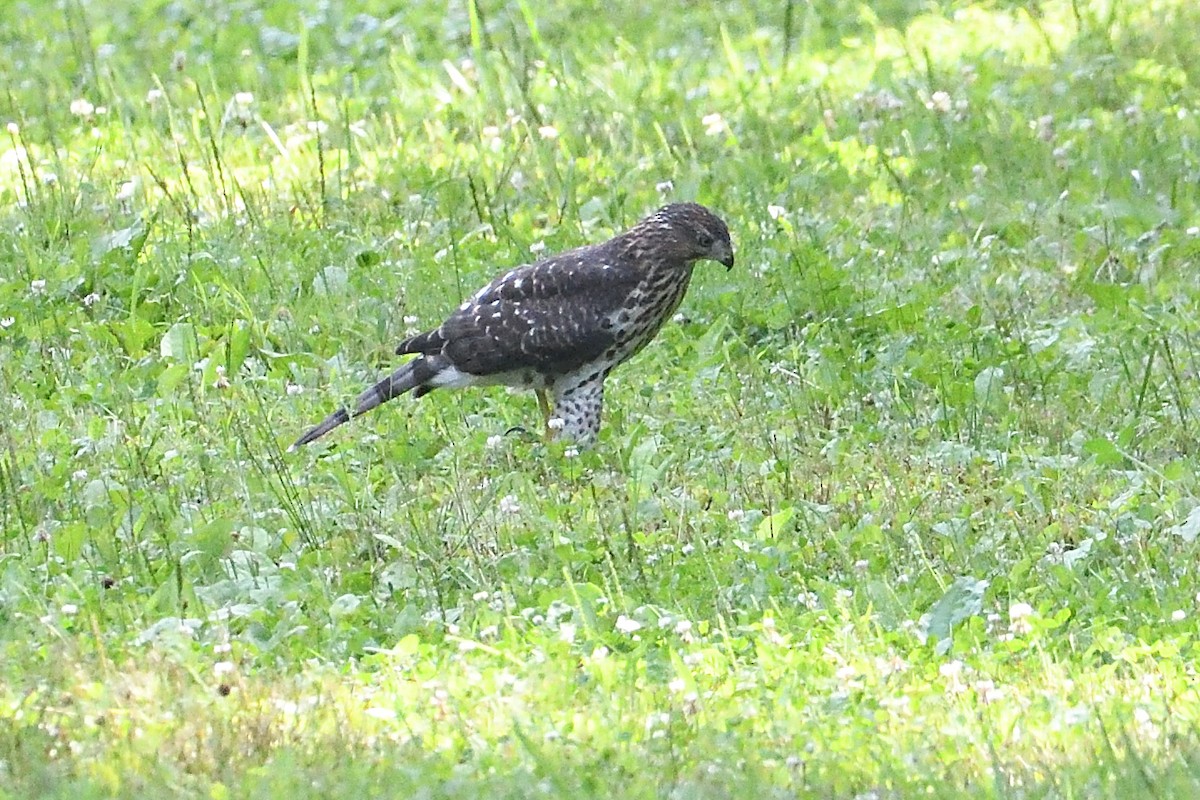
left=289, top=356, right=442, bottom=450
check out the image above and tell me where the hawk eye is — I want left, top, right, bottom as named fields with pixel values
left=696, top=232, right=714, bottom=248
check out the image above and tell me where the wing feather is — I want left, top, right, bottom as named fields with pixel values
left=436, top=244, right=638, bottom=377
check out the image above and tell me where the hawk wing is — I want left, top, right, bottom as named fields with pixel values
left=397, top=244, right=639, bottom=378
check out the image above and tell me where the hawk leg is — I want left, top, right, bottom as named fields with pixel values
left=536, top=389, right=554, bottom=441
left=551, top=376, right=605, bottom=445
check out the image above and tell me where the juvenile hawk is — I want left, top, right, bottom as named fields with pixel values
left=291, top=202, right=734, bottom=449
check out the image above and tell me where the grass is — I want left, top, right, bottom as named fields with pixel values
left=2, top=0, right=1200, bottom=796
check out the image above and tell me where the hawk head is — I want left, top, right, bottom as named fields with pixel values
left=639, top=203, right=735, bottom=270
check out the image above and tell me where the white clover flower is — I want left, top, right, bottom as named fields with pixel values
left=940, top=661, right=967, bottom=694
left=146, top=88, right=165, bottom=105
left=70, top=98, right=95, bottom=116
left=547, top=417, right=565, bottom=431
left=530, top=240, right=546, bottom=254
left=767, top=205, right=787, bottom=220
left=234, top=91, right=254, bottom=107
left=213, top=661, right=235, bottom=675
left=655, top=180, right=674, bottom=194
left=285, top=383, right=304, bottom=396
left=1034, top=115, right=1054, bottom=141
left=1009, top=602, right=1034, bottom=620
left=702, top=112, right=727, bottom=136
left=974, top=679, right=1002, bottom=703
left=563, top=447, right=579, bottom=458
left=537, top=125, right=559, bottom=139
left=30, top=279, right=46, bottom=294
left=485, top=434, right=504, bottom=450
left=116, top=180, right=137, bottom=202
left=615, top=615, right=642, bottom=634
left=1171, top=609, right=1186, bottom=622
left=644, top=711, right=670, bottom=731
left=878, top=654, right=910, bottom=677
left=1008, top=602, right=1035, bottom=635
left=927, top=90, right=952, bottom=113
left=61, top=604, right=78, bottom=616
left=498, top=494, right=521, bottom=514
left=71, top=469, right=88, bottom=482
left=6, top=122, right=19, bottom=135
left=83, top=292, right=100, bottom=306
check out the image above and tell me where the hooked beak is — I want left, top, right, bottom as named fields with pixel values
left=715, top=241, right=735, bottom=270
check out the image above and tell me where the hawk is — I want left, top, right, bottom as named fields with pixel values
left=291, top=202, right=734, bottom=450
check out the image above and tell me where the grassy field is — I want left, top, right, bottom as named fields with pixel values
left=2, top=0, right=1200, bottom=796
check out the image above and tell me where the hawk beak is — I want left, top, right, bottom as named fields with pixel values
left=717, top=245, right=735, bottom=270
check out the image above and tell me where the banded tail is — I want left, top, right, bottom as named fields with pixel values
left=289, top=356, right=444, bottom=450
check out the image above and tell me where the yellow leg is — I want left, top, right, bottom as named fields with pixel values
left=536, top=389, right=554, bottom=441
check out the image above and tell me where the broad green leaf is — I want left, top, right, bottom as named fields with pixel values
left=973, top=366, right=1006, bottom=404
left=1083, top=437, right=1124, bottom=467
left=160, top=322, right=197, bottom=362
left=756, top=506, right=795, bottom=541
left=1174, top=505, right=1200, bottom=543
left=112, top=317, right=155, bottom=357
left=921, top=576, right=988, bottom=655
left=228, top=320, right=251, bottom=373
left=313, top=266, right=349, bottom=295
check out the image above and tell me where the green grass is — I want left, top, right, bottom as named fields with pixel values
left=2, top=0, right=1200, bottom=796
